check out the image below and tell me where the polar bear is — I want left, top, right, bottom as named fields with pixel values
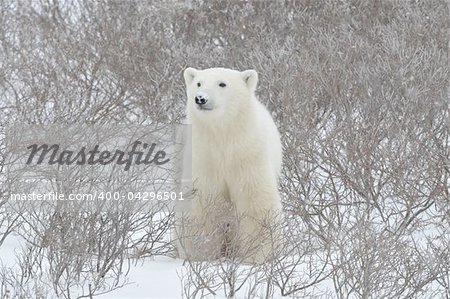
left=176, top=67, right=283, bottom=263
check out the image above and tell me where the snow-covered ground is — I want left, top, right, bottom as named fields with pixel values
left=0, top=232, right=294, bottom=299
left=97, top=257, right=184, bottom=299
left=0, top=233, right=184, bottom=298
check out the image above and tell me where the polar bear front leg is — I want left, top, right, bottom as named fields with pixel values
left=228, top=174, right=283, bottom=264
left=177, top=178, right=231, bottom=261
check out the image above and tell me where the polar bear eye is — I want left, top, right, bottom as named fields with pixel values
left=219, top=82, right=226, bottom=87
left=197, top=82, right=201, bottom=87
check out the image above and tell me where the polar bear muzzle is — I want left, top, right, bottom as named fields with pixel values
left=195, top=94, right=207, bottom=106
left=195, top=92, right=213, bottom=110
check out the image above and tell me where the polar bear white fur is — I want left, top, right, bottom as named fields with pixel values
left=177, top=67, right=283, bottom=263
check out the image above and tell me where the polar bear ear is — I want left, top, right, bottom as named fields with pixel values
left=241, top=69, right=258, bottom=91
left=183, top=67, right=198, bottom=85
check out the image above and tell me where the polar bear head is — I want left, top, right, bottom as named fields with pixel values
left=183, top=67, right=258, bottom=124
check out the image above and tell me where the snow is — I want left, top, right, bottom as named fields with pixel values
left=97, top=257, right=184, bottom=299
left=0, top=232, right=184, bottom=298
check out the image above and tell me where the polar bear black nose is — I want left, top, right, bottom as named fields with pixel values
left=195, top=95, right=207, bottom=105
